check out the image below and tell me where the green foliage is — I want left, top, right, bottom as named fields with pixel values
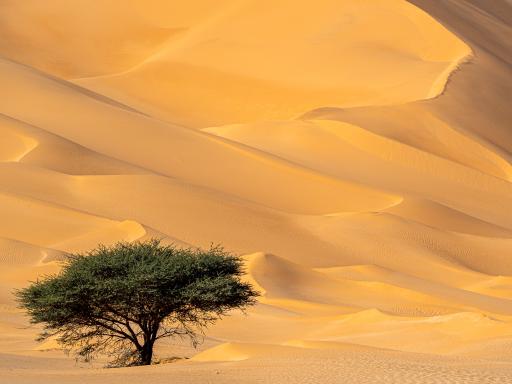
left=15, top=239, right=258, bottom=366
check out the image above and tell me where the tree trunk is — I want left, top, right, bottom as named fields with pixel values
left=139, top=340, right=154, bottom=365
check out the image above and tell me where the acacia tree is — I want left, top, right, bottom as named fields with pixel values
left=16, top=239, right=258, bottom=366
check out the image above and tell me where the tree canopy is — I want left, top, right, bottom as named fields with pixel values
left=16, top=239, right=258, bottom=366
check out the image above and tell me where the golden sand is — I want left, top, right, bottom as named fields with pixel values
left=0, top=1, right=511, bottom=382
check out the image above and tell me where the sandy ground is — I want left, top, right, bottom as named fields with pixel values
left=0, top=1, right=511, bottom=383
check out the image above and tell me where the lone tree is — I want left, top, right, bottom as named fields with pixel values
left=16, top=239, right=258, bottom=366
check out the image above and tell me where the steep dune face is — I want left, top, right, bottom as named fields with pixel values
left=405, top=0, right=512, bottom=154
left=0, top=1, right=511, bottom=383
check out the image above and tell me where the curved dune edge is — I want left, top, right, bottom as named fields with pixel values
left=427, top=52, right=472, bottom=100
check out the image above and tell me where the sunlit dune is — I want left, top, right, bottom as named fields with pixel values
left=0, top=0, right=511, bottom=383
left=72, top=0, right=471, bottom=127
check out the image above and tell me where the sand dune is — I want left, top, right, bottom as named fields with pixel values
left=0, top=114, right=147, bottom=175
left=0, top=0, right=511, bottom=383
left=0, top=58, right=401, bottom=215
left=73, top=0, right=471, bottom=127
left=0, top=190, right=144, bottom=252
left=206, top=119, right=512, bottom=228
left=304, top=105, right=512, bottom=181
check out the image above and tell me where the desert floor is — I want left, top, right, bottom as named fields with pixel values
left=1, top=1, right=511, bottom=383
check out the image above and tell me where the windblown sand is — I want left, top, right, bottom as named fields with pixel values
left=0, top=1, right=511, bottom=383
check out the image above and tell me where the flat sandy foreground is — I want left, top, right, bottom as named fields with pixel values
left=1, top=1, right=511, bottom=383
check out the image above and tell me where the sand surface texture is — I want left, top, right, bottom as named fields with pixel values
left=0, top=1, right=511, bottom=383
